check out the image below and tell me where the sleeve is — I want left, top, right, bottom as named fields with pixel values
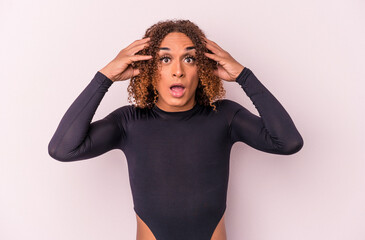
left=48, top=71, right=123, bottom=162
left=230, top=67, right=304, bottom=155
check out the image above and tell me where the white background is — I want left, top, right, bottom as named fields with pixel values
left=1, top=0, right=364, bottom=239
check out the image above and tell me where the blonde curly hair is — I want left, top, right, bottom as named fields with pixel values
left=127, top=19, right=226, bottom=111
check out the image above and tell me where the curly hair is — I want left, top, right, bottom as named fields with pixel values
left=127, top=19, right=226, bottom=111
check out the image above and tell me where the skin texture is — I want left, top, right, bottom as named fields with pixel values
left=99, top=20, right=244, bottom=112
left=136, top=212, right=227, bottom=240
left=153, top=32, right=245, bottom=112
left=203, top=36, right=245, bottom=81
left=126, top=19, right=228, bottom=110
left=155, top=32, right=199, bottom=112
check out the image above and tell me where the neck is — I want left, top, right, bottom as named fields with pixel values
left=155, top=99, right=196, bottom=112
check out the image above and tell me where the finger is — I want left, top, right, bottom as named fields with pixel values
left=203, top=38, right=225, bottom=57
left=202, top=36, right=209, bottom=42
left=122, top=55, right=152, bottom=66
left=205, top=41, right=219, bottom=53
left=205, top=41, right=225, bottom=57
left=124, top=65, right=138, bottom=79
left=213, top=68, right=219, bottom=77
left=133, top=68, right=140, bottom=77
left=126, top=37, right=151, bottom=50
left=126, top=40, right=150, bottom=53
left=129, top=41, right=151, bottom=55
left=204, top=37, right=224, bottom=51
left=204, top=52, right=223, bottom=62
left=129, top=55, right=153, bottom=63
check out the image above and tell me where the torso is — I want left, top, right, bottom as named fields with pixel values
left=49, top=67, right=301, bottom=239
left=113, top=100, right=238, bottom=239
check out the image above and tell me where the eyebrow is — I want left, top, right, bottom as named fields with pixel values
left=159, top=46, right=196, bottom=51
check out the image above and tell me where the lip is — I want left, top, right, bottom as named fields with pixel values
left=169, top=86, right=186, bottom=98
left=169, top=83, right=185, bottom=88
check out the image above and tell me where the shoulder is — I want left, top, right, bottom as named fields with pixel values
left=107, top=104, right=155, bottom=122
left=214, top=99, right=244, bottom=112
left=107, top=104, right=136, bottom=117
left=104, top=105, right=139, bottom=125
left=212, top=99, right=246, bottom=125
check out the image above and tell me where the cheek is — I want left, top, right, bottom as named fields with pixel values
left=189, top=75, right=200, bottom=90
left=155, top=76, right=169, bottom=93
left=192, top=81, right=199, bottom=93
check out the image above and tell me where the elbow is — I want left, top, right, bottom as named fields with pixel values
left=279, top=135, right=304, bottom=155
left=48, top=142, right=69, bottom=162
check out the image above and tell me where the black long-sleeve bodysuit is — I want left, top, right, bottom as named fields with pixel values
left=48, top=67, right=303, bottom=240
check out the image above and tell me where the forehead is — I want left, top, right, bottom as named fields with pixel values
left=159, top=32, right=195, bottom=52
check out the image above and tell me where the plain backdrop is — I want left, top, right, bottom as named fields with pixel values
left=1, top=0, right=364, bottom=239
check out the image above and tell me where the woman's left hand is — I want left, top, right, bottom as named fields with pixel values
left=203, top=37, right=245, bottom=82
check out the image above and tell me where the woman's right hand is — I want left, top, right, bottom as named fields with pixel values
left=99, top=37, right=152, bottom=82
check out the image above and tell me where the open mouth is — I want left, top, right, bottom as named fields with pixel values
left=169, top=84, right=186, bottom=98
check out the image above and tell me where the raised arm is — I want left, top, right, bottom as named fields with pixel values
left=202, top=37, right=303, bottom=155
left=48, top=37, right=153, bottom=161
left=230, top=67, right=304, bottom=155
left=48, top=72, right=122, bottom=161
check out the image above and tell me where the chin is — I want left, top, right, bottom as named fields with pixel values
left=158, top=94, right=195, bottom=109
left=166, top=98, right=188, bottom=106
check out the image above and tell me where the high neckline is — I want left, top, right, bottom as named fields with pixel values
left=152, top=102, right=202, bottom=120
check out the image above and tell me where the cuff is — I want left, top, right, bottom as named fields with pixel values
left=95, top=71, right=114, bottom=86
left=235, top=67, right=252, bottom=86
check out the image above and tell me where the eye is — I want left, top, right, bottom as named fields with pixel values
left=159, top=55, right=171, bottom=63
left=185, top=55, right=196, bottom=64
left=159, top=55, right=196, bottom=64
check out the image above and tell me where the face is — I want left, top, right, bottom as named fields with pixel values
left=154, top=32, right=199, bottom=112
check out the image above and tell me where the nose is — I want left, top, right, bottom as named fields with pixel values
left=172, top=60, right=184, bottom=78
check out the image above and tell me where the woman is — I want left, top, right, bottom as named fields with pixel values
left=48, top=19, right=304, bottom=240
